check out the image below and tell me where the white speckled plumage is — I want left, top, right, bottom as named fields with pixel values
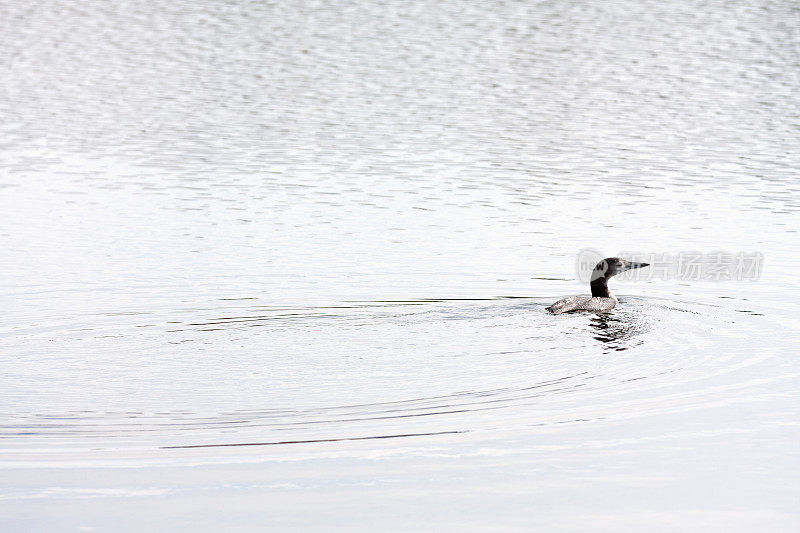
left=545, top=294, right=618, bottom=314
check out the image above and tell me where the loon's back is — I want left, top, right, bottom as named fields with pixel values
left=546, top=295, right=617, bottom=315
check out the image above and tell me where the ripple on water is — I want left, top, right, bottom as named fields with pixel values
left=0, top=295, right=773, bottom=461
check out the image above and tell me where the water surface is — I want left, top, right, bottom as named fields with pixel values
left=1, top=0, right=799, bottom=531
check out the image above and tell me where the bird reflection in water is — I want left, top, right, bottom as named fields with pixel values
left=589, top=311, right=648, bottom=354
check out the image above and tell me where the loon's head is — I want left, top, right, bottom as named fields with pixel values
left=591, top=257, right=650, bottom=281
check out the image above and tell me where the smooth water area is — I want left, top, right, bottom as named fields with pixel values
left=1, top=0, right=799, bottom=530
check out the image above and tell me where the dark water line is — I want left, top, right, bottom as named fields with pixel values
left=162, top=430, right=468, bottom=449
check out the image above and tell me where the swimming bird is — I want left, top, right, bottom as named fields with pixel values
left=546, top=257, right=649, bottom=314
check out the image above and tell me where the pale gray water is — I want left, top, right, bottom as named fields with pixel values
left=1, top=0, right=800, bottom=531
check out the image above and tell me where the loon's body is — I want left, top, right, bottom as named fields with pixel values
left=546, top=257, right=649, bottom=315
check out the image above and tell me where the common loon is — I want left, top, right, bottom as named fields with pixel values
left=546, top=257, right=649, bottom=314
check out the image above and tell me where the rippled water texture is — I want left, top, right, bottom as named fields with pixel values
left=1, top=0, right=799, bottom=530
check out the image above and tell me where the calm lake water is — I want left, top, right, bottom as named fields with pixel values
left=2, top=0, right=799, bottom=531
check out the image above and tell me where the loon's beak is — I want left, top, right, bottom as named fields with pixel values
left=628, top=262, right=649, bottom=270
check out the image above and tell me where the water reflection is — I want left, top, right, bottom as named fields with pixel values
left=589, top=309, right=648, bottom=353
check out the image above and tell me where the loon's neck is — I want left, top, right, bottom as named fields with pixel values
left=590, top=277, right=613, bottom=298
